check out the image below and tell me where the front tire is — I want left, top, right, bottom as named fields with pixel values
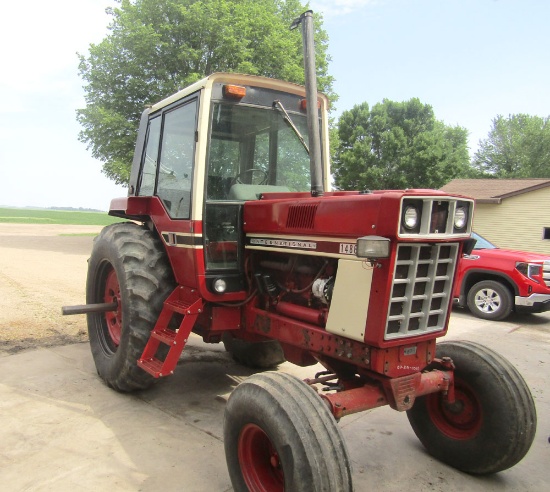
left=224, top=372, right=353, bottom=491
left=467, top=279, right=513, bottom=320
left=407, top=341, right=536, bottom=474
left=86, top=223, right=175, bottom=392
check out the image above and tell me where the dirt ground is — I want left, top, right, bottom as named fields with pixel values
left=0, top=223, right=103, bottom=355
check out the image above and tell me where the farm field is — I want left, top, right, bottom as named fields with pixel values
left=0, top=207, right=122, bottom=226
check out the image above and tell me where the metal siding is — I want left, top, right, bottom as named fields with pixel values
left=473, top=187, right=550, bottom=254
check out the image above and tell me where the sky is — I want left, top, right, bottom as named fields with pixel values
left=1, top=0, right=549, bottom=210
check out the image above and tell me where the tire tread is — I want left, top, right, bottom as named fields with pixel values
left=87, top=223, right=175, bottom=392
left=407, top=340, right=536, bottom=474
left=225, top=372, right=353, bottom=491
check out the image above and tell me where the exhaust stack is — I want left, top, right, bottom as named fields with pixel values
left=291, top=11, right=324, bottom=197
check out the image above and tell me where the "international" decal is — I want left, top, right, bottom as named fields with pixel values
left=250, top=238, right=317, bottom=250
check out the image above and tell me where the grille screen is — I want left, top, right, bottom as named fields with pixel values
left=385, top=243, right=459, bottom=340
left=286, top=203, right=318, bottom=229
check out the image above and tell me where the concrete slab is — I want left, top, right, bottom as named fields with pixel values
left=1, top=311, right=549, bottom=491
left=0, top=341, right=232, bottom=491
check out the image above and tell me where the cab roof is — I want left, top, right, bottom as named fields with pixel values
left=150, top=72, right=329, bottom=113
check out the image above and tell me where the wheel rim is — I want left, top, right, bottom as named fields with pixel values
left=238, top=424, right=284, bottom=491
left=427, top=379, right=482, bottom=440
left=102, top=264, right=122, bottom=348
left=474, top=288, right=501, bottom=314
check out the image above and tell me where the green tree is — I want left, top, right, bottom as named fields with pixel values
left=332, top=99, right=471, bottom=190
left=77, top=0, right=334, bottom=185
left=472, top=114, right=550, bottom=178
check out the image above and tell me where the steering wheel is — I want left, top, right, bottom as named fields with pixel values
left=233, top=169, right=268, bottom=185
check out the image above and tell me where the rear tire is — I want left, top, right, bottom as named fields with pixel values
left=466, top=280, right=513, bottom=320
left=86, top=223, right=175, bottom=392
left=222, top=332, right=285, bottom=369
left=224, top=372, right=353, bottom=492
left=406, top=341, right=536, bottom=474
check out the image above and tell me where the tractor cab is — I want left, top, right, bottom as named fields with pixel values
left=112, top=73, right=330, bottom=300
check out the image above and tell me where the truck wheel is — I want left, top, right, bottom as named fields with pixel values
left=86, top=223, right=175, bottom=392
left=466, top=279, right=513, bottom=320
left=406, top=341, right=536, bottom=474
left=224, top=372, right=353, bottom=492
left=222, top=333, right=285, bottom=368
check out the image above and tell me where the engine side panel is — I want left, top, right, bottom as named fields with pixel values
left=325, top=259, right=373, bottom=341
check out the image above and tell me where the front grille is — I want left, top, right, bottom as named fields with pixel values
left=385, top=243, right=459, bottom=340
left=544, top=260, right=550, bottom=288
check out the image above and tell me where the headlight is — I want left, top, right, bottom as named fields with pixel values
left=454, top=207, right=467, bottom=230
left=403, top=206, right=419, bottom=230
left=453, top=200, right=472, bottom=234
left=516, top=262, right=542, bottom=283
left=213, top=278, right=227, bottom=293
left=356, top=236, right=390, bottom=259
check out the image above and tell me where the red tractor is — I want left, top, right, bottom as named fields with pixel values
left=66, top=12, right=536, bottom=491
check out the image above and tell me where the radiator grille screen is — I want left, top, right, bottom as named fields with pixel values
left=385, top=243, right=459, bottom=340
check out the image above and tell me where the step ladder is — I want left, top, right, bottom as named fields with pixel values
left=138, top=286, right=204, bottom=378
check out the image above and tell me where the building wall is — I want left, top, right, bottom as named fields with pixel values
left=473, top=186, right=550, bottom=254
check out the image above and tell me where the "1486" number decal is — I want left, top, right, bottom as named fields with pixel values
left=339, top=243, right=357, bottom=255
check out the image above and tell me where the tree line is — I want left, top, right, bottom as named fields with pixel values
left=78, top=0, right=550, bottom=189
left=332, top=104, right=550, bottom=190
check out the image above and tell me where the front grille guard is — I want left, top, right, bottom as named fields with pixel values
left=385, top=243, right=459, bottom=340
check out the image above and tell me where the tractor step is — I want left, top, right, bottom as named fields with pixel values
left=138, top=287, right=203, bottom=378
left=137, top=357, right=166, bottom=377
left=150, top=327, right=177, bottom=345
left=165, top=298, right=201, bottom=315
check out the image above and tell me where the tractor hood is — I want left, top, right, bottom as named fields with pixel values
left=243, top=190, right=473, bottom=242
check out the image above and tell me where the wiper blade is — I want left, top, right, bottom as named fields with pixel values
left=273, top=100, right=309, bottom=154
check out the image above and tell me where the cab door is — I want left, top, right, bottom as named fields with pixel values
left=136, top=96, right=200, bottom=287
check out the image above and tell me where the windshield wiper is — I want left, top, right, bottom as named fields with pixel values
left=273, top=100, right=309, bottom=154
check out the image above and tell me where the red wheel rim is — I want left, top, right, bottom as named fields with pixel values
left=427, top=379, right=482, bottom=440
left=103, top=267, right=122, bottom=347
left=238, top=424, right=284, bottom=492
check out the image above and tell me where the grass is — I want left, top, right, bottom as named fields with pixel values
left=0, top=208, right=124, bottom=226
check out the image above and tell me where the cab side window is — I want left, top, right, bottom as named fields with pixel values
left=138, top=116, right=161, bottom=196
left=157, top=99, right=198, bottom=219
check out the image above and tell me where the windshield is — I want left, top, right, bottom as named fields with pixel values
left=472, top=232, right=497, bottom=250
left=205, top=102, right=312, bottom=200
